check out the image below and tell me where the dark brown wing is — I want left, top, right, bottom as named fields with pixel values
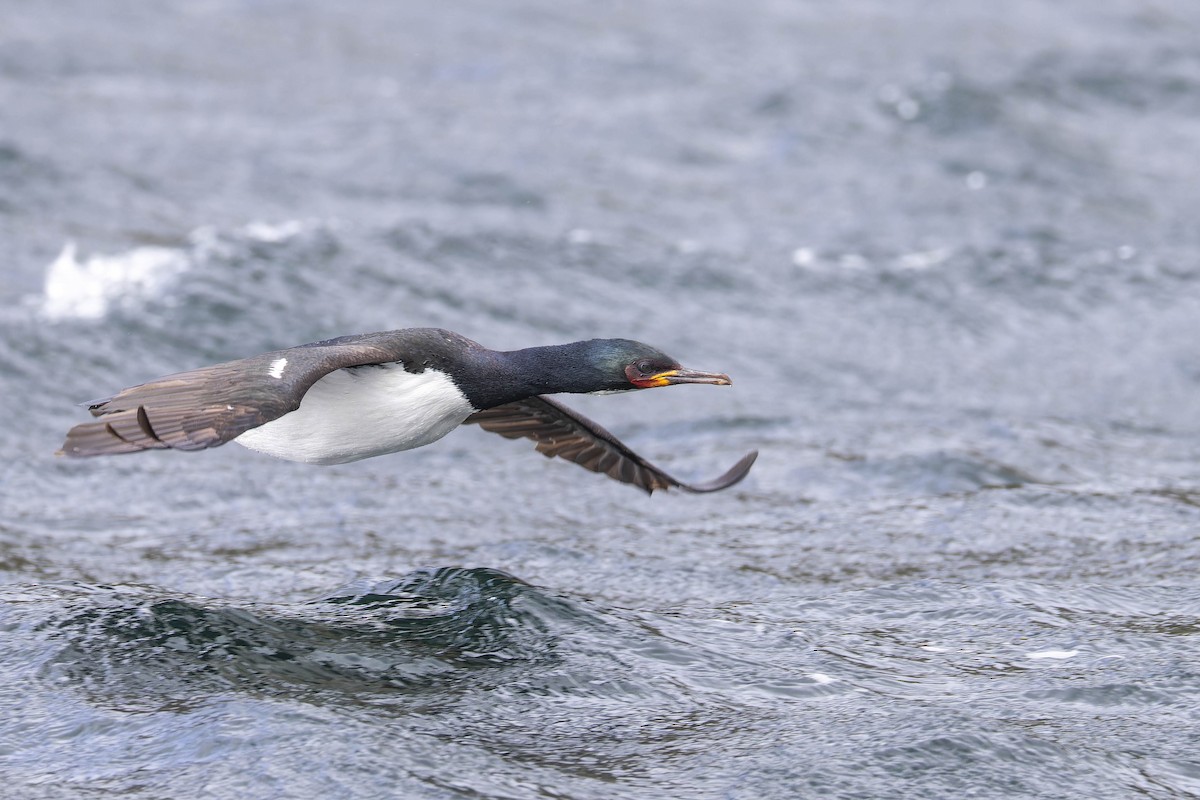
left=464, top=396, right=757, bottom=495
left=58, top=331, right=447, bottom=457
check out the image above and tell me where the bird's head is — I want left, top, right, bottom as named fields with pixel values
left=577, top=339, right=733, bottom=393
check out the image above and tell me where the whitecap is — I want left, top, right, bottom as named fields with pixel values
left=242, top=219, right=306, bottom=243
left=1026, top=649, right=1079, bottom=660
left=40, top=241, right=190, bottom=321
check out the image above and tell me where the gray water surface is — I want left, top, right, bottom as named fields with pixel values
left=3, top=1, right=1200, bottom=798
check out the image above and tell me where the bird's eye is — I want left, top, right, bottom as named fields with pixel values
left=637, top=360, right=655, bottom=374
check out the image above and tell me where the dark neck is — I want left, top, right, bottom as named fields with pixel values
left=503, top=343, right=610, bottom=395
left=453, top=343, right=618, bottom=410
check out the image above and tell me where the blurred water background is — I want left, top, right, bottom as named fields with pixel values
left=2, top=1, right=1200, bottom=797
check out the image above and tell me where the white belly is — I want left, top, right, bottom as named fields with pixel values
left=235, top=364, right=475, bottom=465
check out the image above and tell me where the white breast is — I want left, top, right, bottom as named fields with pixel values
left=234, top=364, right=475, bottom=465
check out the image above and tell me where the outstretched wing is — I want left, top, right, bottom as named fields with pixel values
left=464, top=396, right=757, bottom=494
left=59, top=335, right=421, bottom=457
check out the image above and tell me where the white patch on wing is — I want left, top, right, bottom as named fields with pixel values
left=234, top=364, right=473, bottom=464
left=268, top=357, right=288, bottom=379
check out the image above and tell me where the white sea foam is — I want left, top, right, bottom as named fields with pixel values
left=37, top=219, right=320, bottom=322
left=896, top=247, right=952, bottom=271
left=1026, top=649, right=1079, bottom=660
left=242, top=219, right=306, bottom=243
left=40, top=241, right=191, bottom=321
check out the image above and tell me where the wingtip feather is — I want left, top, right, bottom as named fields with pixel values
left=675, top=449, right=758, bottom=494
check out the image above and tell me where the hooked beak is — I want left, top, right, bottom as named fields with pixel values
left=637, top=367, right=732, bottom=388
